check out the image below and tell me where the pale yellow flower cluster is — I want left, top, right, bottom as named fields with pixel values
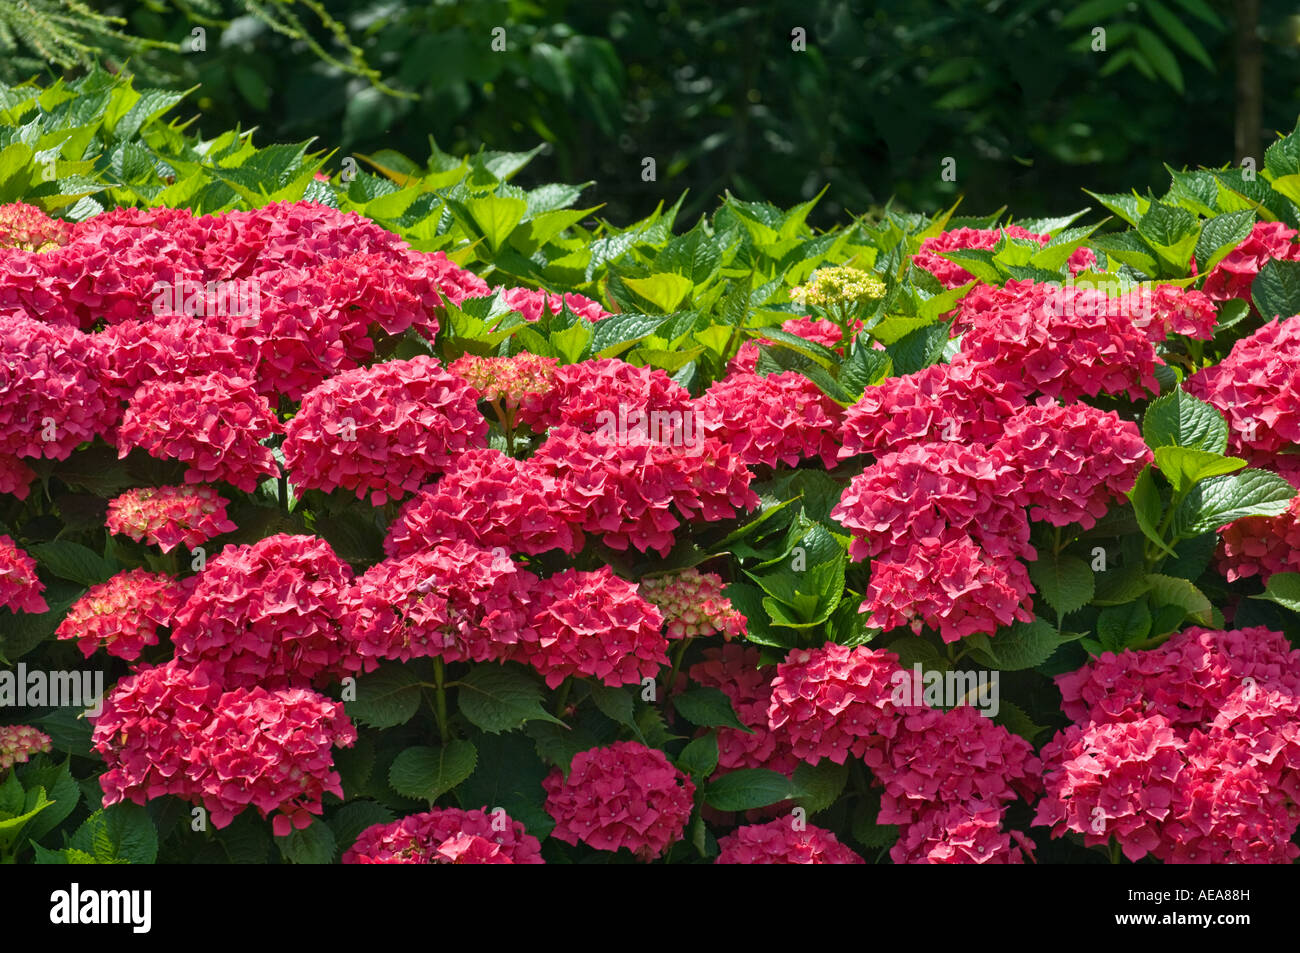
left=791, top=265, right=886, bottom=309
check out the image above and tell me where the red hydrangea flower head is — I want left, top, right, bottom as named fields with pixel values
left=515, top=358, right=692, bottom=433
left=694, top=370, right=844, bottom=469
left=839, top=361, right=1029, bottom=459
left=170, top=534, right=359, bottom=689
left=863, top=532, right=1034, bottom=641
left=1217, top=496, right=1300, bottom=584
left=543, top=740, right=695, bottom=860
left=55, top=569, right=187, bottom=661
left=0, top=314, right=117, bottom=460
left=191, top=684, right=355, bottom=836
left=106, top=484, right=237, bottom=553
left=639, top=568, right=746, bottom=640
left=716, top=818, right=864, bottom=864
left=0, top=454, right=35, bottom=501
left=95, top=316, right=258, bottom=402
left=91, top=659, right=225, bottom=806
left=913, top=226, right=1049, bottom=288
left=1203, top=222, right=1300, bottom=303
left=891, top=803, right=1030, bottom=864
left=346, top=542, right=535, bottom=665
left=342, top=807, right=544, bottom=864
left=1184, top=316, right=1300, bottom=456
left=0, top=203, right=71, bottom=251
left=520, top=567, right=668, bottom=688
left=952, top=280, right=1161, bottom=402
left=1138, top=284, right=1218, bottom=341
left=0, top=535, right=46, bottom=614
left=497, top=285, right=611, bottom=323
left=532, top=424, right=758, bottom=557
left=876, top=704, right=1041, bottom=826
left=0, top=725, right=52, bottom=772
left=283, top=356, right=487, bottom=506
left=1034, top=715, right=1186, bottom=861
left=993, top=401, right=1152, bottom=529
left=831, top=440, right=1032, bottom=564
left=116, top=372, right=280, bottom=492
left=383, top=449, right=585, bottom=558
left=688, top=644, right=800, bottom=778
left=766, top=643, right=909, bottom=766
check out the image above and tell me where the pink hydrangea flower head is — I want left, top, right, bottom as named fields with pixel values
left=0, top=725, right=52, bottom=771
left=532, top=424, right=758, bottom=557
left=0, top=203, right=71, bottom=251
left=839, top=361, right=1030, bottom=459
left=515, top=358, right=692, bottom=433
left=863, top=532, right=1034, bottom=642
left=0, top=314, right=117, bottom=460
left=383, top=449, right=585, bottom=558
left=342, top=807, right=544, bottom=864
left=283, top=355, right=487, bottom=506
left=766, top=643, right=909, bottom=766
left=1217, top=495, right=1300, bottom=583
left=496, top=285, right=611, bottom=323
left=952, top=279, right=1161, bottom=402
left=91, top=659, right=225, bottom=806
left=891, top=802, right=1029, bottom=864
left=694, top=370, right=844, bottom=469
left=639, top=568, right=746, bottom=640
left=876, top=704, right=1041, bottom=826
left=0, top=454, right=35, bottom=500
left=993, top=400, right=1152, bottom=529
left=913, top=226, right=1049, bottom=289
left=95, top=316, right=258, bottom=403
left=0, top=535, right=46, bottom=614
left=542, top=741, right=695, bottom=860
left=1203, top=222, right=1300, bottom=303
left=55, top=569, right=187, bottom=661
left=1034, top=715, right=1186, bottom=861
left=831, top=440, right=1032, bottom=565
left=170, top=534, right=359, bottom=689
left=1184, top=316, right=1300, bottom=456
left=716, top=818, right=864, bottom=864
left=116, top=372, right=280, bottom=492
left=190, top=684, right=355, bottom=836
left=106, top=485, right=238, bottom=553
left=447, top=353, right=558, bottom=407
left=520, top=567, right=668, bottom=688
left=346, top=542, right=535, bottom=665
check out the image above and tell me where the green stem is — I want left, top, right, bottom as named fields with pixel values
left=433, top=658, right=449, bottom=745
left=1109, top=839, right=1121, bottom=864
left=665, top=637, right=694, bottom=713
left=553, top=677, right=572, bottom=718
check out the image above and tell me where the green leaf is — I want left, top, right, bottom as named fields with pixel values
left=346, top=664, right=422, bottom=729
left=1029, top=554, right=1095, bottom=617
left=465, top=194, right=527, bottom=252
left=588, top=683, right=638, bottom=731
left=549, top=321, right=592, bottom=364
left=1144, top=573, right=1214, bottom=626
left=389, top=741, right=478, bottom=802
left=1172, top=468, right=1296, bottom=538
left=1252, top=259, right=1300, bottom=321
left=327, top=801, right=395, bottom=856
left=1250, top=572, right=1300, bottom=612
left=457, top=731, right=555, bottom=839
left=1134, top=26, right=1183, bottom=93
left=676, top=733, right=719, bottom=779
left=793, top=760, right=849, bottom=816
left=278, top=818, right=336, bottom=864
left=16, top=757, right=79, bottom=844
left=1152, top=446, right=1246, bottom=494
left=839, top=346, right=893, bottom=399
left=1195, top=211, right=1255, bottom=271
left=69, top=803, right=156, bottom=864
left=622, top=273, right=694, bottom=313
left=1142, top=388, right=1229, bottom=452
left=28, top=540, right=115, bottom=587
left=1097, top=599, right=1153, bottom=652
left=673, top=688, right=751, bottom=732
left=704, top=769, right=800, bottom=812
left=967, top=619, right=1082, bottom=671
left=457, top=664, right=565, bottom=733
left=1127, top=466, right=1178, bottom=557
left=887, top=322, right=950, bottom=376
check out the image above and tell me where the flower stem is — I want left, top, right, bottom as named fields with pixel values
left=433, top=658, right=449, bottom=745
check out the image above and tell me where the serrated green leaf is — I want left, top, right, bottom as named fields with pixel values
left=389, top=741, right=478, bottom=801
left=457, top=664, right=564, bottom=733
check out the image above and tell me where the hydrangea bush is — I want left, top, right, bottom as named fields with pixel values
left=3, top=71, right=1300, bottom=865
